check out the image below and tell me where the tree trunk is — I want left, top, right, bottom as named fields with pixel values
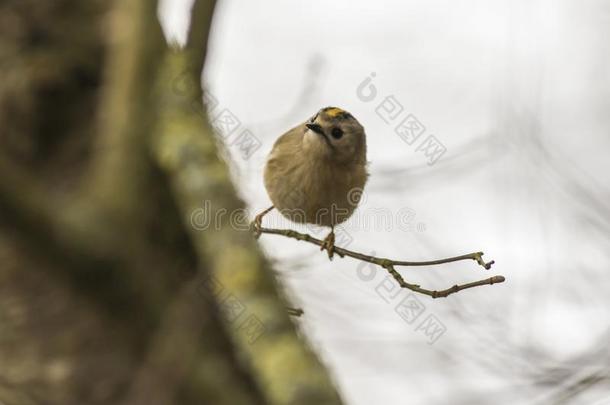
left=0, top=1, right=344, bottom=404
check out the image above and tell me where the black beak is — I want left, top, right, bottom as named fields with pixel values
left=306, top=123, right=334, bottom=150
left=306, top=123, right=325, bottom=136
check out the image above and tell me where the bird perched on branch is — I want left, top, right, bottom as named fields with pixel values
left=252, top=107, right=368, bottom=259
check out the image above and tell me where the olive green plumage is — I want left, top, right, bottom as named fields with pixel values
left=264, top=107, right=368, bottom=228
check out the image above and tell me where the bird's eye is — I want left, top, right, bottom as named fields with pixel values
left=331, top=127, right=343, bottom=139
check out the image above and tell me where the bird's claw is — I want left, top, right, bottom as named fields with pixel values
left=250, top=216, right=263, bottom=239
left=251, top=206, right=273, bottom=239
left=320, top=231, right=335, bottom=260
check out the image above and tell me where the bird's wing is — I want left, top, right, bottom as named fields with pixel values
left=268, top=123, right=305, bottom=159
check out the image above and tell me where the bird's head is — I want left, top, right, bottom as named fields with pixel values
left=304, top=106, right=367, bottom=165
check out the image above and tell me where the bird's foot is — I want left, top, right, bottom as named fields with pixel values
left=251, top=216, right=263, bottom=239
left=320, top=230, right=336, bottom=260
left=251, top=206, right=273, bottom=239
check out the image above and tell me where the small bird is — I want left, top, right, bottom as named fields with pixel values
left=253, top=107, right=368, bottom=258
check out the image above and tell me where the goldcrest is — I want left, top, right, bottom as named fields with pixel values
left=258, top=107, right=368, bottom=258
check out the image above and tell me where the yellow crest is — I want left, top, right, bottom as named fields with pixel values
left=325, top=107, right=346, bottom=118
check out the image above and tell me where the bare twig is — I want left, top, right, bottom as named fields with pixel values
left=256, top=225, right=504, bottom=299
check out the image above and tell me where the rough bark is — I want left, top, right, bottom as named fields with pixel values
left=0, top=1, right=344, bottom=404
